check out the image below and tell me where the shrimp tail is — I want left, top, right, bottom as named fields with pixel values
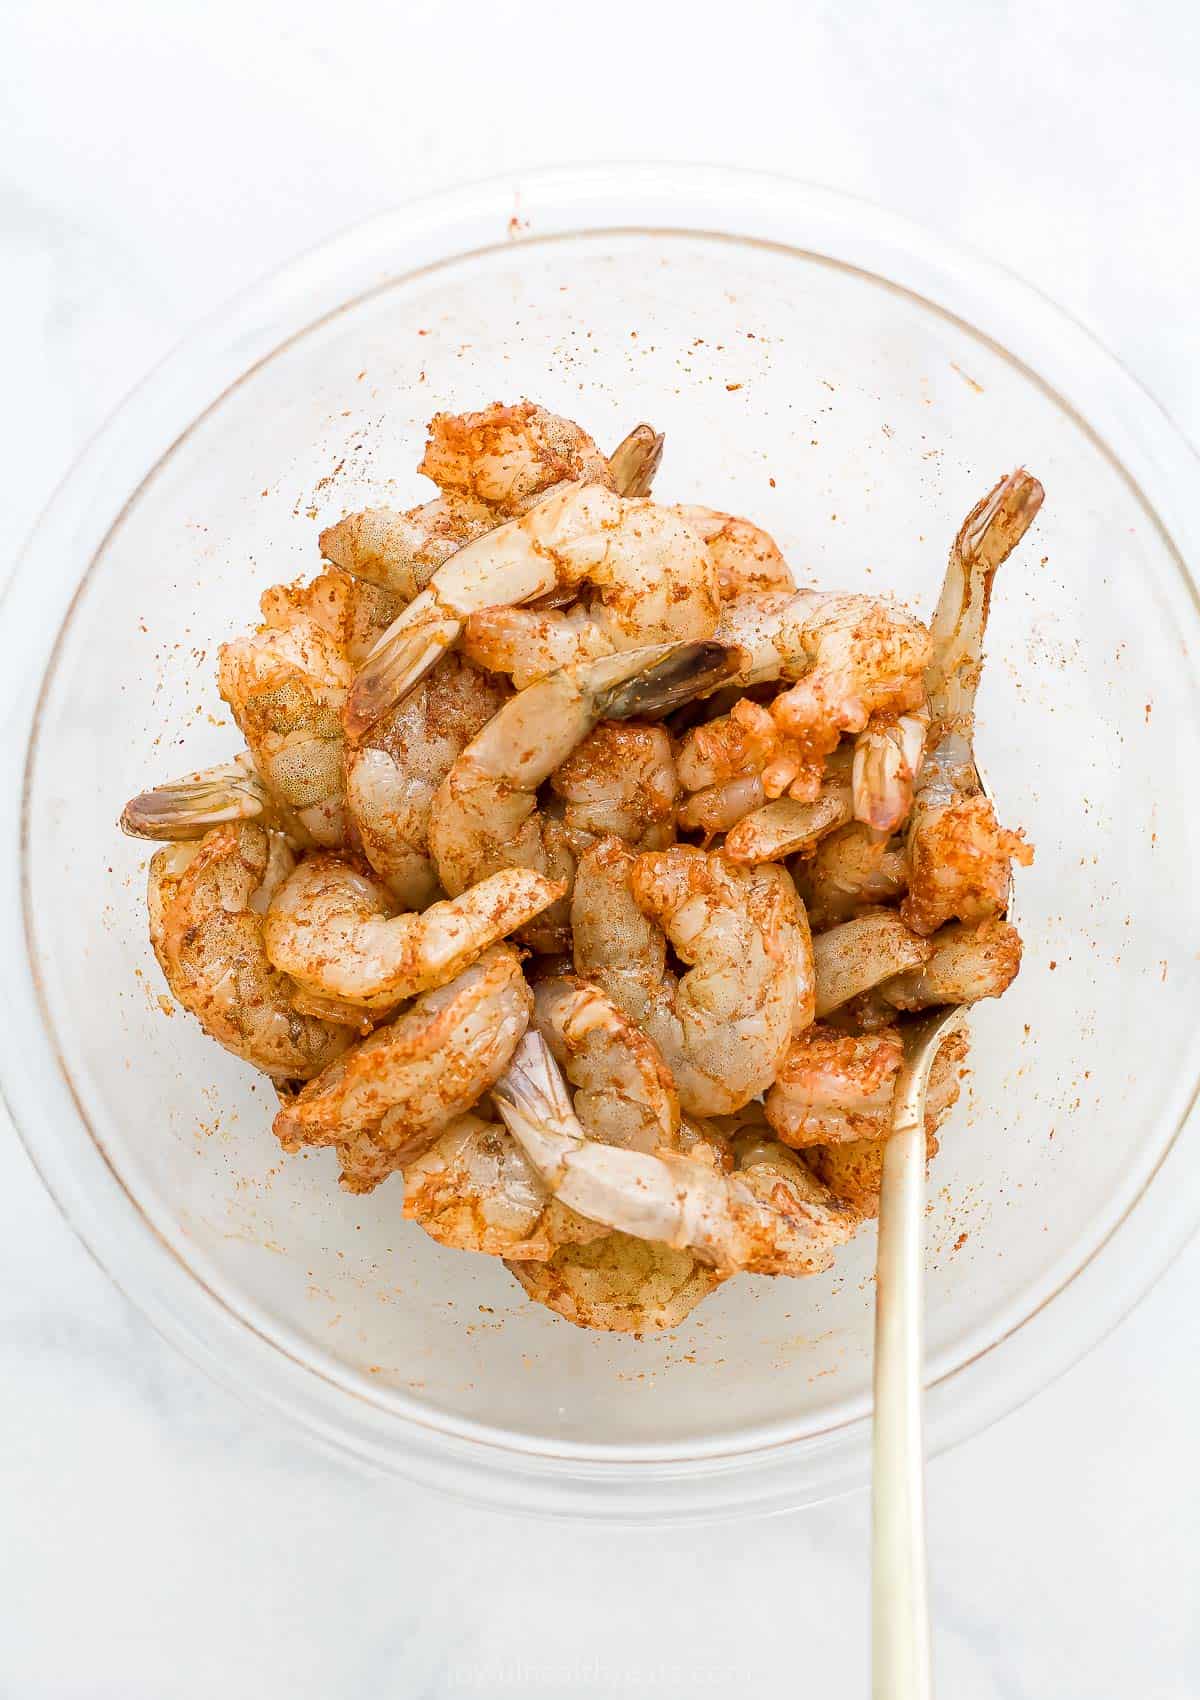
left=120, top=759, right=274, bottom=840
left=599, top=640, right=742, bottom=721
left=492, top=1029, right=581, bottom=1184
left=608, top=423, right=665, bottom=498
left=343, top=598, right=460, bottom=742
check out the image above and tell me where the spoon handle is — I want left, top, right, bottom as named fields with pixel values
left=872, top=1007, right=966, bottom=1700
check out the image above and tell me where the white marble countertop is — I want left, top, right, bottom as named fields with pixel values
left=3, top=2, right=1198, bottom=1694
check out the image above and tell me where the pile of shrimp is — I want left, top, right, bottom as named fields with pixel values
left=122, top=399, right=1040, bottom=1334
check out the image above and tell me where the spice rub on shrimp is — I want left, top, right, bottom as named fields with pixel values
left=549, top=722, right=679, bottom=853
left=346, top=484, right=721, bottom=734
left=147, top=823, right=349, bottom=1080
left=507, top=1232, right=724, bottom=1333
left=262, top=857, right=563, bottom=1014
left=493, top=1031, right=856, bottom=1277
left=218, top=578, right=355, bottom=847
left=672, top=505, right=795, bottom=597
left=571, top=840, right=805, bottom=1115
left=901, top=470, right=1041, bottom=935
left=344, top=651, right=507, bottom=911
left=273, top=944, right=531, bottom=1192
left=428, top=642, right=736, bottom=948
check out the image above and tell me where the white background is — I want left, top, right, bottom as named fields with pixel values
left=3, top=2, right=1198, bottom=1695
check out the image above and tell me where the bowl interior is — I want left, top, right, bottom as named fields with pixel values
left=27, top=228, right=1200, bottom=1457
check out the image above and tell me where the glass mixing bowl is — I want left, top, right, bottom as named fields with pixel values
left=3, top=167, right=1199, bottom=1520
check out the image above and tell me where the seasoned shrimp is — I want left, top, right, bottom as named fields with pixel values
left=507, top=1232, right=724, bottom=1332
left=673, top=505, right=795, bottom=597
left=320, top=496, right=494, bottom=603
left=263, top=857, right=562, bottom=1014
left=571, top=840, right=804, bottom=1114
left=812, top=908, right=932, bottom=1017
left=346, top=484, right=721, bottom=733
left=218, top=579, right=355, bottom=847
left=428, top=642, right=736, bottom=948
left=807, top=1028, right=969, bottom=1218
left=549, top=722, right=679, bottom=853
left=608, top=423, right=664, bottom=498
left=532, top=975, right=681, bottom=1153
left=765, top=1024, right=905, bottom=1146
left=676, top=590, right=932, bottom=804
left=901, top=471, right=1041, bottom=935
left=273, top=944, right=531, bottom=1191
left=493, top=1031, right=856, bottom=1277
left=797, top=823, right=910, bottom=929
left=851, top=706, right=929, bottom=835
left=121, top=752, right=281, bottom=842
left=345, top=652, right=507, bottom=910
left=147, top=823, right=349, bottom=1080
left=403, top=1112, right=606, bottom=1261
left=723, top=746, right=855, bottom=862
left=876, top=918, right=1022, bottom=1011
left=418, top=400, right=613, bottom=514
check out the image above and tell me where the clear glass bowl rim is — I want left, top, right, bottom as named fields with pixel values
left=3, top=163, right=1199, bottom=1522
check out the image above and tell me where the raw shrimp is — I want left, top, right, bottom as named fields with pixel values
left=875, top=918, right=1022, bottom=1011
left=676, top=589, right=932, bottom=804
left=549, top=722, right=679, bottom=853
left=901, top=470, right=1041, bottom=935
left=765, top=1024, right=905, bottom=1146
left=722, top=746, right=855, bottom=862
left=458, top=490, right=722, bottom=689
left=797, top=823, right=909, bottom=929
left=493, top=1031, right=856, bottom=1277
left=344, top=651, right=507, bottom=910
left=851, top=706, right=929, bottom=835
left=571, top=840, right=804, bottom=1114
left=320, top=495, right=494, bottom=603
left=608, top=423, right=664, bottom=498
left=507, top=1233, right=724, bottom=1332
left=121, top=752, right=281, bottom=842
left=147, top=823, right=349, bottom=1079
left=673, top=505, right=795, bottom=597
left=807, top=1028, right=969, bottom=1218
left=427, top=643, right=736, bottom=948
left=218, top=579, right=355, bottom=847
left=418, top=400, right=613, bottom=514
left=532, top=975, right=681, bottom=1153
left=403, top=1112, right=607, bottom=1261
left=273, top=944, right=531, bottom=1192
left=263, top=568, right=404, bottom=669
left=812, top=908, right=932, bottom=1017
left=263, top=857, right=563, bottom=1013
left=346, top=484, right=721, bottom=733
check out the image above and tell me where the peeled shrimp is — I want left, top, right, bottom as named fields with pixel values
left=723, top=747, right=855, bottom=863
left=493, top=1031, right=855, bottom=1277
left=807, top=1028, right=969, bottom=1219
left=218, top=579, right=355, bottom=847
left=765, top=1024, right=905, bottom=1146
left=673, top=505, right=795, bottom=597
left=402, top=1112, right=606, bottom=1261
left=796, top=823, right=909, bottom=929
left=344, top=651, right=507, bottom=910
left=263, top=857, right=562, bottom=1014
left=851, top=706, right=929, bottom=834
left=677, top=590, right=932, bottom=804
left=812, top=908, right=932, bottom=1017
left=147, top=823, right=349, bottom=1080
left=427, top=643, right=735, bottom=947
left=507, top=1232, right=723, bottom=1332
left=549, top=722, right=679, bottom=853
left=571, top=840, right=804, bottom=1114
left=901, top=470, right=1041, bottom=935
left=273, top=944, right=531, bottom=1192
left=346, top=484, right=721, bottom=734
left=532, top=975, right=681, bottom=1153
left=876, top=918, right=1022, bottom=1011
